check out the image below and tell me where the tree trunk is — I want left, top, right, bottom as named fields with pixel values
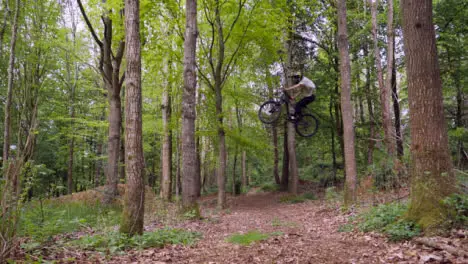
left=232, top=148, right=238, bottom=194
left=120, top=0, right=144, bottom=236
left=67, top=117, right=75, bottom=194
left=364, top=45, right=375, bottom=165
left=216, top=90, right=227, bottom=208
left=281, top=120, right=289, bottom=191
left=161, top=63, right=172, bottom=201
left=181, top=0, right=199, bottom=212
left=392, top=49, right=403, bottom=158
left=2, top=0, right=20, bottom=168
left=241, top=151, right=247, bottom=189
left=214, top=0, right=227, bottom=209
left=329, top=93, right=337, bottom=185
left=337, top=0, right=357, bottom=206
left=0, top=0, right=10, bottom=60
left=372, top=0, right=395, bottom=156
left=401, top=0, right=456, bottom=231
left=272, top=125, right=280, bottom=184
left=175, top=134, right=181, bottom=197
left=77, top=0, right=125, bottom=204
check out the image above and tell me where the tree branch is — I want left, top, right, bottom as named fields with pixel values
left=76, top=0, right=103, bottom=47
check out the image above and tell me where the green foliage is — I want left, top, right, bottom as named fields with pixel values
left=19, top=200, right=121, bottom=242
left=384, top=221, right=421, bottom=242
left=227, top=230, right=271, bottom=246
left=74, top=228, right=201, bottom=253
left=358, top=203, right=407, bottom=232
left=355, top=202, right=420, bottom=241
left=443, top=193, right=468, bottom=228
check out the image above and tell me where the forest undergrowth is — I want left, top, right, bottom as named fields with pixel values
left=7, top=183, right=468, bottom=263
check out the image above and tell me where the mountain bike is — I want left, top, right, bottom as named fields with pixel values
left=258, top=91, right=319, bottom=137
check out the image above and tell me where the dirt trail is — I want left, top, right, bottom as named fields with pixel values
left=105, top=192, right=465, bottom=264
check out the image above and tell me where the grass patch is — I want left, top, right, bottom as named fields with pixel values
left=259, top=182, right=279, bottom=192
left=271, top=217, right=298, bottom=228
left=279, top=192, right=317, bottom=204
left=227, top=230, right=279, bottom=246
left=19, top=199, right=121, bottom=242
left=74, top=228, right=201, bottom=254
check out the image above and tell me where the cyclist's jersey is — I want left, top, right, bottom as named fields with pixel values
left=299, top=77, right=316, bottom=97
left=287, top=77, right=316, bottom=99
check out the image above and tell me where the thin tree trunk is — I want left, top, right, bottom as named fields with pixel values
left=272, top=125, right=280, bottom=184
left=232, top=148, right=238, bottom=194
left=181, top=0, right=199, bottom=211
left=371, top=0, right=395, bottom=156
left=2, top=0, right=20, bottom=167
left=329, top=93, right=337, bottom=184
left=120, top=0, right=144, bottom=235
left=241, top=150, right=247, bottom=189
left=175, top=133, right=182, bottom=197
left=216, top=91, right=227, bottom=208
left=281, top=120, right=289, bottom=191
left=392, top=47, right=403, bottom=158
left=0, top=0, right=10, bottom=58
left=161, top=62, right=173, bottom=201
left=67, top=114, right=75, bottom=194
left=401, top=0, right=456, bottom=231
left=364, top=45, right=375, bottom=165
left=337, top=0, right=357, bottom=206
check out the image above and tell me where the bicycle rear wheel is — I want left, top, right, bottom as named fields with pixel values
left=295, top=114, right=319, bottom=137
left=258, top=100, right=282, bottom=124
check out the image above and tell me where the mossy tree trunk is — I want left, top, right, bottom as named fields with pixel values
left=120, top=0, right=144, bottom=236
left=401, top=0, right=457, bottom=231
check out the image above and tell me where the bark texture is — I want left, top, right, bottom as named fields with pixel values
left=181, top=0, right=200, bottom=211
left=401, top=0, right=456, bottom=231
left=337, top=0, right=357, bottom=206
left=120, top=0, right=144, bottom=236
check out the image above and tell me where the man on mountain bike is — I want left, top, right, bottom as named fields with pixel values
left=283, top=73, right=316, bottom=116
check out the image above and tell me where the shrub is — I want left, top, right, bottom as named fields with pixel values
left=384, top=220, right=421, bottom=241
left=355, top=202, right=420, bottom=241
left=358, top=202, right=407, bottom=232
left=279, top=192, right=316, bottom=204
left=443, top=193, right=468, bottom=228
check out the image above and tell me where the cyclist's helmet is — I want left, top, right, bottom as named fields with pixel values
left=290, top=71, right=302, bottom=85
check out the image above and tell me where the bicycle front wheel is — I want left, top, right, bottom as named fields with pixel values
left=295, top=114, right=319, bottom=137
left=258, top=100, right=282, bottom=124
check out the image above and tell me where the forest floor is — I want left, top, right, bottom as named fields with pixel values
left=13, top=187, right=468, bottom=263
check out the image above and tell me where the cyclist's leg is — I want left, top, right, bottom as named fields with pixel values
left=295, top=95, right=315, bottom=115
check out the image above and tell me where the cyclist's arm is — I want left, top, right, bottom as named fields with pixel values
left=283, top=83, right=303, bottom=91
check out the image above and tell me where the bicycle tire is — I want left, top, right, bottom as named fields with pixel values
left=258, top=100, right=282, bottom=124
left=295, top=114, right=319, bottom=137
